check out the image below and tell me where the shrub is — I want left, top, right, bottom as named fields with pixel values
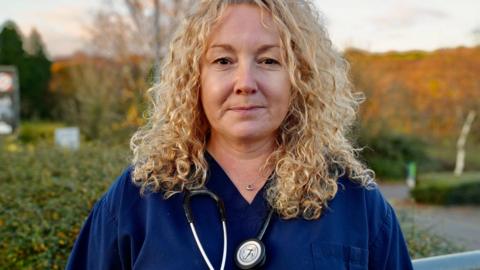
left=411, top=182, right=480, bottom=205
left=15, top=121, right=135, bottom=146
left=0, top=140, right=129, bottom=269
left=396, top=209, right=465, bottom=259
left=0, top=138, right=469, bottom=268
left=411, top=173, right=480, bottom=205
left=356, top=131, right=430, bottom=180
left=16, top=121, right=66, bottom=144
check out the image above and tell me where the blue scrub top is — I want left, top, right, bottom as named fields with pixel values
left=67, top=154, right=413, bottom=269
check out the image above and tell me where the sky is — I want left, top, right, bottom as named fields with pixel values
left=0, top=0, right=479, bottom=58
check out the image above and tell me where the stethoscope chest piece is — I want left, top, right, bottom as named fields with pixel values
left=184, top=188, right=273, bottom=270
left=234, top=238, right=266, bottom=269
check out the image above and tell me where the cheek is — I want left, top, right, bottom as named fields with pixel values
left=200, top=71, right=227, bottom=122
left=200, top=72, right=231, bottom=108
left=273, top=76, right=291, bottom=112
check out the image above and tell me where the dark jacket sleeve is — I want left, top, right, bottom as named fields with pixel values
left=369, top=202, right=413, bottom=270
left=65, top=196, right=122, bottom=270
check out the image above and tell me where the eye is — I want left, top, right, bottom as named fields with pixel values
left=259, top=58, right=280, bottom=65
left=213, top=57, right=232, bottom=65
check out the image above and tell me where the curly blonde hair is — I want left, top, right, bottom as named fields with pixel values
left=130, top=0, right=375, bottom=220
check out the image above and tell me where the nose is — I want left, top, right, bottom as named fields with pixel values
left=234, top=61, right=257, bottom=95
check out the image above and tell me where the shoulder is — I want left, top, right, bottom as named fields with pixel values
left=100, top=166, right=143, bottom=220
left=331, top=176, right=393, bottom=238
left=335, top=176, right=388, bottom=212
left=336, top=177, right=388, bottom=208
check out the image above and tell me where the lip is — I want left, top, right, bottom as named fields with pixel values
left=229, top=105, right=264, bottom=111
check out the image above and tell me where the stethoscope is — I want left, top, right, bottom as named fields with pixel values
left=183, top=188, right=274, bottom=270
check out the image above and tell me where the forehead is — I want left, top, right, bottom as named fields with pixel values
left=207, top=4, right=281, bottom=46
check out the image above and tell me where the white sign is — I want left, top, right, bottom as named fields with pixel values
left=0, top=72, right=13, bottom=92
left=55, top=127, right=80, bottom=150
left=0, top=121, right=12, bottom=134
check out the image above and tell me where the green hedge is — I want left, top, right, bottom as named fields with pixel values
left=356, top=131, right=430, bottom=180
left=411, top=173, right=480, bottom=205
left=411, top=181, right=480, bottom=205
left=0, top=139, right=468, bottom=268
left=0, top=140, right=129, bottom=269
left=16, top=122, right=66, bottom=144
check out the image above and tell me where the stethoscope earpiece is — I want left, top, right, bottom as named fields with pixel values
left=235, top=238, right=267, bottom=269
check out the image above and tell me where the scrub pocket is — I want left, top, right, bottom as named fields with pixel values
left=311, top=242, right=368, bottom=270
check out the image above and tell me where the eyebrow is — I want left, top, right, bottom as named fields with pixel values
left=208, top=44, right=281, bottom=54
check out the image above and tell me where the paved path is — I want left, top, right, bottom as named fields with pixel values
left=379, top=183, right=480, bottom=251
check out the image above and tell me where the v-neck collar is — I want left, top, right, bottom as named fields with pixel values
left=204, top=151, right=269, bottom=217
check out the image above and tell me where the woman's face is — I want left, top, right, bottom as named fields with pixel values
left=200, top=4, right=291, bottom=144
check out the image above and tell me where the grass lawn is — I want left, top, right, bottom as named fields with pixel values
left=418, top=171, right=480, bottom=186
left=425, top=140, right=480, bottom=172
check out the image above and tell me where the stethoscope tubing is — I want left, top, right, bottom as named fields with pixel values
left=188, top=221, right=227, bottom=270
left=183, top=188, right=273, bottom=270
left=184, top=189, right=227, bottom=270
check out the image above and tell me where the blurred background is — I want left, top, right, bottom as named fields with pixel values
left=0, top=0, right=479, bottom=268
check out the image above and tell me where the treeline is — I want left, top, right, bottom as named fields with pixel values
left=346, top=47, right=480, bottom=176
left=346, top=47, right=480, bottom=142
left=2, top=18, right=479, bottom=151
left=48, top=46, right=480, bottom=144
left=0, top=21, right=51, bottom=119
left=0, top=20, right=479, bottom=182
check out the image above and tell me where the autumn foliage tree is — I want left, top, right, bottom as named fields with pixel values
left=346, top=47, right=480, bottom=143
left=50, top=0, right=194, bottom=141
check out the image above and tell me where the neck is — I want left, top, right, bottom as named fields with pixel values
left=207, top=133, right=275, bottom=203
left=207, top=132, right=275, bottom=162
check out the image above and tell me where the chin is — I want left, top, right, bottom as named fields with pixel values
left=228, top=127, right=274, bottom=142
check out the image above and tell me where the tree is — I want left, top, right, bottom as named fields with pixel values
left=0, top=22, right=52, bottom=119
left=52, top=0, right=194, bottom=140
left=123, top=0, right=193, bottom=80
left=24, top=28, right=48, bottom=58
left=0, top=21, right=24, bottom=64
left=454, top=110, right=476, bottom=175
left=0, top=21, right=32, bottom=117
left=87, top=0, right=194, bottom=80
left=23, top=28, right=52, bottom=118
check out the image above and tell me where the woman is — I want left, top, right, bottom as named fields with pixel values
left=67, top=0, right=413, bottom=269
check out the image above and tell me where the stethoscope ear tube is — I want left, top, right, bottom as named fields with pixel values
left=183, top=189, right=227, bottom=223
left=183, top=189, right=228, bottom=270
